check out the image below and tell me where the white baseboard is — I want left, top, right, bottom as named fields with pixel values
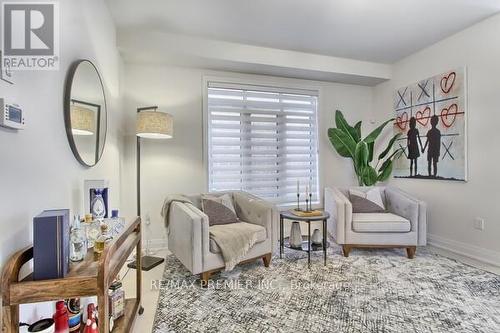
left=144, top=238, right=168, bottom=251
left=428, top=233, right=500, bottom=267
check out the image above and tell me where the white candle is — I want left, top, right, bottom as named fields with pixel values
left=297, top=180, right=299, bottom=194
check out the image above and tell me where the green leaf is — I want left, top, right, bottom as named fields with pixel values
left=354, top=121, right=362, bottom=139
left=361, top=166, right=378, bottom=186
left=384, top=147, right=404, bottom=162
left=354, top=141, right=369, bottom=173
left=378, top=133, right=402, bottom=161
left=378, top=158, right=391, bottom=173
left=364, top=118, right=395, bottom=143
left=377, top=148, right=404, bottom=182
left=328, top=128, right=356, bottom=158
left=378, top=160, right=393, bottom=182
left=335, top=110, right=360, bottom=143
left=367, top=142, right=374, bottom=163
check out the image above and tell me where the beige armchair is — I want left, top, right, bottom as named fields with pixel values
left=324, top=186, right=426, bottom=258
left=168, top=191, right=277, bottom=284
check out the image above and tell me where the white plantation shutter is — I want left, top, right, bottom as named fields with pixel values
left=207, top=82, right=319, bottom=205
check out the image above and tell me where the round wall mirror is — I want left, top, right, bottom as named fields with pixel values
left=64, top=59, right=107, bottom=167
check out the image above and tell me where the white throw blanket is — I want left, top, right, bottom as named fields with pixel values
left=209, top=223, right=261, bottom=271
left=160, top=194, right=193, bottom=228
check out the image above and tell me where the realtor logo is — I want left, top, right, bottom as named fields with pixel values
left=2, top=2, right=59, bottom=70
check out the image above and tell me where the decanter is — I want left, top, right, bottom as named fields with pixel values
left=70, top=215, right=87, bottom=262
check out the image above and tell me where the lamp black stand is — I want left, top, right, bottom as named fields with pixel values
left=128, top=106, right=165, bottom=271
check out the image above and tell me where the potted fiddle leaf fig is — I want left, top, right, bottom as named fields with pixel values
left=328, top=110, right=404, bottom=186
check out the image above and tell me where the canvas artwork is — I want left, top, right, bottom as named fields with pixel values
left=393, top=68, right=467, bottom=181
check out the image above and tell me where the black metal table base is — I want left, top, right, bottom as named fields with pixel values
left=279, top=212, right=329, bottom=268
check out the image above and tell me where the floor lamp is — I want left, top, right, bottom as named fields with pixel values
left=128, top=106, right=173, bottom=271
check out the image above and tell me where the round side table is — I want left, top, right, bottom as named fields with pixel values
left=279, top=210, right=330, bottom=268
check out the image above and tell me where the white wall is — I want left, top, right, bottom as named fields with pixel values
left=121, top=64, right=375, bottom=246
left=0, top=0, right=124, bottom=322
left=373, top=13, right=500, bottom=261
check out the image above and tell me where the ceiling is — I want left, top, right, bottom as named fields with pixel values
left=106, top=0, right=500, bottom=64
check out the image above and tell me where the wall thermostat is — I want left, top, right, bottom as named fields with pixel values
left=0, top=98, right=25, bottom=130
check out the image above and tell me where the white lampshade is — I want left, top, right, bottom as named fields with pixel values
left=71, top=105, right=95, bottom=136
left=136, top=110, right=173, bottom=139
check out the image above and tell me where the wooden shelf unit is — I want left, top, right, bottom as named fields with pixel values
left=2, top=217, right=143, bottom=333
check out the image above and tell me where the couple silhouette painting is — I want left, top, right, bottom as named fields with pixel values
left=407, top=115, right=441, bottom=177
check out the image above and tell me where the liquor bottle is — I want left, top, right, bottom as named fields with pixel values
left=91, top=189, right=106, bottom=221
left=83, top=303, right=98, bottom=333
left=94, top=223, right=110, bottom=259
left=108, top=279, right=125, bottom=320
left=66, top=298, right=82, bottom=332
left=70, top=215, right=87, bottom=262
left=84, top=215, right=100, bottom=248
left=108, top=209, right=124, bottom=237
left=53, top=300, right=69, bottom=333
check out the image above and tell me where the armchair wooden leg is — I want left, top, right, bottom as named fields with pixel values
left=200, top=271, right=212, bottom=287
left=262, top=253, right=272, bottom=267
left=342, top=245, right=351, bottom=257
left=406, top=246, right=416, bottom=259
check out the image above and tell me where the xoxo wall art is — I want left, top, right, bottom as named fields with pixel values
left=393, top=68, right=467, bottom=181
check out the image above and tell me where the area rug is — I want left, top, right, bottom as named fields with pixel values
left=152, top=246, right=500, bottom=333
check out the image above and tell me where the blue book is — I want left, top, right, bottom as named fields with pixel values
left=33, top=209, right=70, bottom=280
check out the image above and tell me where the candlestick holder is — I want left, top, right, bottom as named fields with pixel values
left=309, top=193, right=312, bottom=211
left=296, top=193, right=301, bottom=211
left=305, top=198, right=310, bottom=213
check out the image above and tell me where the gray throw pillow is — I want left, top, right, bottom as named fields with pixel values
left=202, top=198, right=239, bottom=226
left=201, top=194, right=236, bottom=215
left=349, top=194, right=386, bottom=213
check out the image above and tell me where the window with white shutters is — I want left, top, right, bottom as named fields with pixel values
left=206, top=81, right=319, bottom=205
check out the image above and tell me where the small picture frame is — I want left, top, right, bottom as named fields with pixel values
left=0, top=51, right=14, bottom=84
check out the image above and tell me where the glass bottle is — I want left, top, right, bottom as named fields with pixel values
left=94, top=223, right=110, bottom=259
left=108, top=278, right=125, bottom=320
left=83, top=303, right=98, bottom=333
left=70, top=215, right=87, bottom=262
left=91, top=188, right=106, bottom=221
left=84, top=214, right=100, bottom=248
left=108, top=209, right=124, bottom=237
left=53, top=300, right=69, bottom=333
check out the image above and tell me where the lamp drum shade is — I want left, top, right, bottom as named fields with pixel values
left=136, top=111, right=173, bottom=139
left=70, top=105, right=95, bottom=136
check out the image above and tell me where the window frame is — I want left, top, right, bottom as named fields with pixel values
left=202, top=76, right=322, bottom=207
